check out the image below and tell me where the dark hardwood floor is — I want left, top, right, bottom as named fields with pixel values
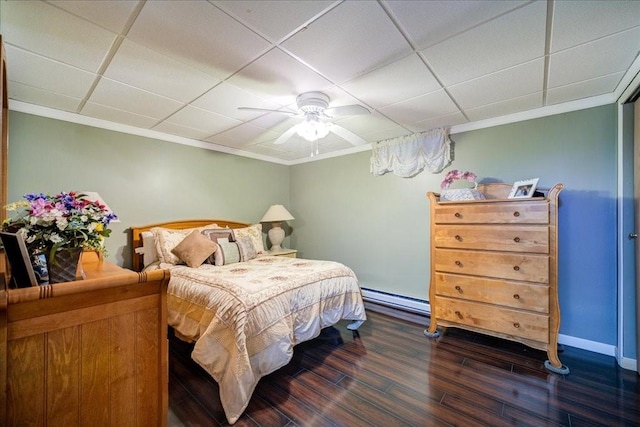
left=168, top=307, right=640, bottom=426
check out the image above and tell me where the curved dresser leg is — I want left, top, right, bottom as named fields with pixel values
left=423, top=322, right=440, bottom=338
left=545, top=343, right=569, bottom=375
left=544, top=360, right=570, bottom=375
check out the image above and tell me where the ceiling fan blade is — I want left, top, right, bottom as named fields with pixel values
left=238, top=107, right=298, bottom=116
left=328, top=124, right=368, bottom=146
left=323, top=104, right=370, bottom=117
left=273, top=126, right=299, bottom=145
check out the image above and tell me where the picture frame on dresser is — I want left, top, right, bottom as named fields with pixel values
left=508, top=178, right=539, bottom=198
left=0, top=231, right=38, bottom=288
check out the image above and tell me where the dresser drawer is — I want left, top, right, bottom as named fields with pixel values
left=434, top=249, right=549, bottom=283
left=434, top=202, right=549, bottom=225
left=433, top=225, right=549, bottom=253
left=434, top=273, right=549, bottom=313
left=435, top=296, right=549, bottom=343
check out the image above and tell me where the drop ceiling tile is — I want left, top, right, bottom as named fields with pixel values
left=5, top=45, right=97, bottom=100
left=280, top=1, right=412, bottom=84
left=448, top=59, right=544, bottom=109
left=405, top=111, right=468, bottom=133
left=164, top=105, right=242, bottom=134
left=8, top=81, right=82, bottom=113
left=227, top=48, right=333, bottom=104
left=546, top=73, right=624, bottom=105
left=192, top=83, right=283, bottom=120
left=248, top=113, right=296, bottom=133
left=378, top=90, right=460, bottom=124
left=333, top=112, right=403, bottom=139
left=127, top=0, right=272, bottom=79
left=551, top=1, right=640, bottom=52
left=48, top=0, right=140, bottom=34
left=90, top=77, right=184, bottom=119
left=0, top=0, right=116, bottom=72
left=206, top=122, right=281, bottom=148
left=464, top=92, right=542, bottom=122
left=213, top=0, right=336, bottom=43
left=364, top=125, right=413, bottom=143
left=152, top=121, right=217, bottom=141
left=548, top=27, right=640, bottom=88
left=340, top=54, right=441, bottom=108
left=384, top=0, right=528, bottom=49
left=421, top=1, right=546, bottom=86
left=104, top=39, right=218, bottom=103
left=82, top=102, right=160, bottom=129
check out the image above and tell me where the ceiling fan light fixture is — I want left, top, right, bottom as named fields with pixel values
left=295, top=114, right=330, bottom=141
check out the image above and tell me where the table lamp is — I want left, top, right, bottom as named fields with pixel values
left=260, top=205, right=294, bottom=252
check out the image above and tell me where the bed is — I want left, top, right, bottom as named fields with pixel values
left=131, top=219, right=366, bottom=424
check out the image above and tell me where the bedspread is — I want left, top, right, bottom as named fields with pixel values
left=165, top=256, right=366, bottom=424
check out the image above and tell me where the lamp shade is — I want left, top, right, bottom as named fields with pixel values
left=260, top=205, right=294, bottom=223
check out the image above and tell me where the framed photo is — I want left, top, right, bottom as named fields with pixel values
left=508, top=178, right=539, bottom=199
left=0, top=231, right=38, bottom=288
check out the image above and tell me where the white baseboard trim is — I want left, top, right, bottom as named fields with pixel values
left=618, top=357, right=638, bottom=371
left=362, top=288, right=636, bottom=371
left=361, top=288, right=430, bottom=315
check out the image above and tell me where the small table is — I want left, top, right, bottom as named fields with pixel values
left=267, top=249, right=297, bottom=258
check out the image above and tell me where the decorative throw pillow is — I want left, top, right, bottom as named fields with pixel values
left=232, top=224, right=265, bottom=254
left=151, top=224, right=219, bottom=265
left=236, top=235, right=257, bottom=262
left=171, top=230, right=218, bottom=268
left=141, top=231, right=158, bottom=267
left=202, top=228, right=236, bottom=264
left=214, top=240, right=241, bottom=266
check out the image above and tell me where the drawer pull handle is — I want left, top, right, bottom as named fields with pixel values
left=455, top=311, right=463, bottom=319
left=455, top=261, right=462, bottom=267
left=513, top=237, right=520, bottom=243
left=513, top=211, right=520, bottom=217
left=513, top=294, right=520, bottom=300
left=454, top=212, right=461, bottom=218
left=455, top=285, right=462, bottom=293
left=513, top=322, right=520, bottom=328
left=513, top=265, right=520, bottom=271
left=455, top=234, right=462, bottom=241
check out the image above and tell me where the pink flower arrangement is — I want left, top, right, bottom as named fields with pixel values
left=441, top=170, right=478, bottom=189
left=2, top=192, right=117, bottom=257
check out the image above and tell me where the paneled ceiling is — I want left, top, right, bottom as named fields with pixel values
left=1, top=0, right=639, bottom=164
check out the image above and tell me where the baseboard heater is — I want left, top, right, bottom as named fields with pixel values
left=361, top=288, right=431, bottom=315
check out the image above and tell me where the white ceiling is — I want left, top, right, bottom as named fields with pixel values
left=1, top=0, right=639, bottom=164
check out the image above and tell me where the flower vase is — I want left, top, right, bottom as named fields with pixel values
left=46, top=247, right=84, bottom=284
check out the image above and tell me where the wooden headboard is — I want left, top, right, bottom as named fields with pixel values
left=130, top=219, right=250, bottom=272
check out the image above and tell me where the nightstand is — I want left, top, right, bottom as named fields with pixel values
left=267, top=249, right=297, bottom=258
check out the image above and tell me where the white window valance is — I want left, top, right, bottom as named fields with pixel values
left=370, top=128, right=452, bottom=178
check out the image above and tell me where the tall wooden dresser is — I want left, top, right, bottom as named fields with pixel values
left=425, top=183, right=568, bottom=374
left=0, top=253, right=170, bottom=425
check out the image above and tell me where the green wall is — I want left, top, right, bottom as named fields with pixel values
left=7, top=111, right=290, bottom=268
left=7, top=104, right=629, bottom=356
left=291, top=104, right=619, bottom=346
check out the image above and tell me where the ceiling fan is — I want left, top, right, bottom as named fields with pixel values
left=239, top=91, right=370, bottom=146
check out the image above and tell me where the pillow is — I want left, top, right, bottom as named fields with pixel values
left=202, top=228, right=235, bottom=242
left=232, top=224, right=265, bottom=254
left=135, top=231, right=159, bottom=267
left=171, top=230, right=218, bottom=268
left=151, top=224, right=219, bottom=265
left=202, top=228, right=236, bottom=264
left=236, top=235, right=257, bottom=262
left=214, top=240, right=241, bottom=266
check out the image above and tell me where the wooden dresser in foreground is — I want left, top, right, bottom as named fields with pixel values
left=425, top=183, right=569, bottom=374
left=0, top=252, right=170, bottom=426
